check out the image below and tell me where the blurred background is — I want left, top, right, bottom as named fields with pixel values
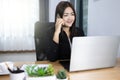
left=0, top=0, right=120, bottom=62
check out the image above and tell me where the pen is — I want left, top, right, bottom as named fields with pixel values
left=5, top=63, right=13, bottom=73
left=5, top=63, right=24, bottom=73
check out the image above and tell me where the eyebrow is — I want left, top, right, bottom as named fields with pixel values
left=64, top=12, right=74, bottom=15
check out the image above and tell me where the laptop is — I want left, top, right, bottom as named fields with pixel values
left=60, top=36, right=120, bottom=72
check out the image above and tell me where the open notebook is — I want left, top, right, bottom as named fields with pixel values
left=60, top=36, right=120, bottom=72
left=0, top=62, right=14, bottom=75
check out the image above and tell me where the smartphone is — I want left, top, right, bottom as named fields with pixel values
left=57, top=14, right=60, bottom=18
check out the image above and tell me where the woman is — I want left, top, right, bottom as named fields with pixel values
left=46, top=1, right=84, bottom=61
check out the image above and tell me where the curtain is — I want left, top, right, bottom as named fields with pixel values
left=75, top=0, right=88, bottom=35
left=0, top=0, right=39, bottom=51
left=82, top=0, right=88, bottom=35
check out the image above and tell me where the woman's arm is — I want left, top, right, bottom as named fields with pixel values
left=53, top=16, right=64, bottom=43
left=45, top=27, right=59, bottom=61
left=46, top=17, right=64, bottom=61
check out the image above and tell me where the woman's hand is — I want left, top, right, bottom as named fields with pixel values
left=55, top=17, right=64, bottom=34
left=53, top=15, right=64, bottom=44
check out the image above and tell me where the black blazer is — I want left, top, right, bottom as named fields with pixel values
left=45, top=26, right=84, bottom=61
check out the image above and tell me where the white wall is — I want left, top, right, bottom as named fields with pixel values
left=88, top=0, right=120, bottom=36
left=88, top=0, right=120, bottom=57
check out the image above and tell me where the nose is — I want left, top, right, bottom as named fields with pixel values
left=68, top=14, right=73, bottom=20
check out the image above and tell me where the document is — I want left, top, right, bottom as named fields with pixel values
left=0, top=62, right=14, bottom=75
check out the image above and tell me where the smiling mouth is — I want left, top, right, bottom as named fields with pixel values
left=67, top=21, right=73, bottom=24
left=67, top=22, right=72, bottom=25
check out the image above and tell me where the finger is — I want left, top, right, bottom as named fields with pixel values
left=55, top=20, right=63, bottom=29
left=56, top=18, right=63, bottom=24
left=56, top=21, right=63, bottom=28
left=56, top=18, right=62, bottom=23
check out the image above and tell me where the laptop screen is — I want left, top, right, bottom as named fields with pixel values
left=69, top=36, right=120, bottom=72
left=59, top=36, right=120, bottom=72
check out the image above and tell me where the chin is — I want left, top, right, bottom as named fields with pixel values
left=66, top=24, right=72, bottom=27
left=64, top=23, right=73, bottom=27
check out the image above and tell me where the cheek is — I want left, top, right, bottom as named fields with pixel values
left=63, top=16, right=75, bottom=22
left=63, top=19, right=67, bottom=23
left=72, top=16, right=75, bottom=21
left=62, top=19, right=67, bottom=24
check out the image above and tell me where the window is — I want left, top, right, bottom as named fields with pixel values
left=0, top=0, right=39, bottom=51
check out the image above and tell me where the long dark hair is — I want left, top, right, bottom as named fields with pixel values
left=55, top=1, right=76, bottom=38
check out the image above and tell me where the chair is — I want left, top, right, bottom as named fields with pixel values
left=34, top=22, right=54, bottom=61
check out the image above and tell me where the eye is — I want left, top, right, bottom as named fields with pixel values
left=71, top=13, right=75, bottom=16
left=63, top=14, right=68, bottom=17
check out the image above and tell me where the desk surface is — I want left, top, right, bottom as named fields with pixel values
left=0, top=58, right=120, bottom=80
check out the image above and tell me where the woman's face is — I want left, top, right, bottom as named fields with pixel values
left=62, top=7, right=75, bottom=27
